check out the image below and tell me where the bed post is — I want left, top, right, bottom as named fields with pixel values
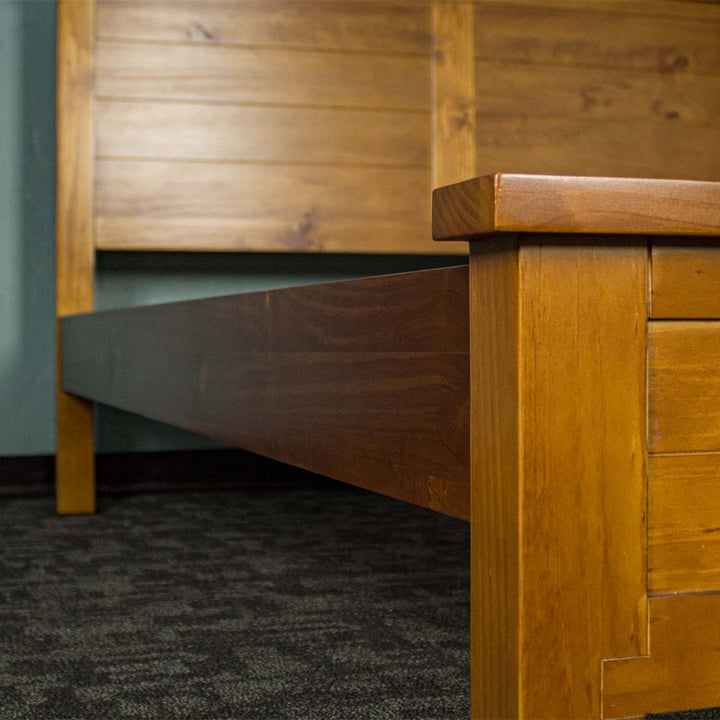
left=467, top=237, right=648, bottom=718
left=56, top=0, right=96, bottom=514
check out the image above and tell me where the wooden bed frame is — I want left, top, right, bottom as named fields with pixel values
left=60, top=172, right=720, bottom=718
left=55, top=1, right=720, bottom=717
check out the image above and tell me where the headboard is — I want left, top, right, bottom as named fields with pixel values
left=56, top=0, right=720, bottom=508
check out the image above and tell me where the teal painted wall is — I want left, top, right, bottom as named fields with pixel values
left=0, top=1, right=463, bottom=457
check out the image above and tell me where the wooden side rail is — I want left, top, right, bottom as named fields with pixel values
left=433, top=174, right=720, bottom=719
left=61, top=267, right=470, bottom=520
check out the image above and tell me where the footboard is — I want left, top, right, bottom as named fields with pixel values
left=434, top=174, right=720, bottom=719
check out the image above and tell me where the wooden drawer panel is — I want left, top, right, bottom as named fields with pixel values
left=649, top=453, right=720, bottom=594
left=652, top=244, right=720, bottom=319
left=649, top=322, right=720, bottom=453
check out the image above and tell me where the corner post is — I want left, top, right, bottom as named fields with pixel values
left=469, top=236, right=648, bottom=718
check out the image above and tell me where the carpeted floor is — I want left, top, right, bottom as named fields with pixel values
left=1, top=476, right=719, bottom=719
left=0, top=484, right=469, bottom=719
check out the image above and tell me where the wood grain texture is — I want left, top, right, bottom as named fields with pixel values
left=431, top=2, right=476, bottom=189
left=652, top=243, right=720, bottom=318
left=96, top=0, right=431, bottom=54
left=474, top=1, right=720, bottom=74
left=93, top=160, right=462, bottom=255
left=96, top=100, right=429, bottom=167
left=62, top=267, right=470, bottom=519
left=433, top=174, right=720, bottom=242
left=56, top=0, right=96, bottom=515
left=96, top=40, right=429, bottom=110
left=516, top=240, right=648, bottom=718
left=650, top=453, right=720, bottom=594
left=471, top=1, right=720, bottom=181
left=603, top=593, right=720, bottom=717
left=649, top=322, right=720, bottom=453
left=468, top=238, right=647, bottom=718
left=468, top=238, right=520, bottom=719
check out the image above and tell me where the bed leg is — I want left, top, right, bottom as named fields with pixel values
left=468, top=238, right=648, bottom=718
left=56, top=386, right=95, bottom=515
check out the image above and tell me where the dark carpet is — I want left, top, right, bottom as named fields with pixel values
left=0, top=484, right=469, bottom=719
left=1, top=469, right=719, bottom=719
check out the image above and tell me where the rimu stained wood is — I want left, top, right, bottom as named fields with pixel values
left=650, top=453, right=720, bottom=594
left=649, top=322, right=720, bottom=453
left=603, top=593, right=720, bottom=717
left=652, top=243, right=720, bottom=318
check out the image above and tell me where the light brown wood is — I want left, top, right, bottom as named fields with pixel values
left=469, top=238, right=520, bottom=718
left=97, top=0, right=431, bottom=54
left=433, top=174, right=720, bottom=242
left=432, top=2, right=476, bottom=189
left=469, top=237, right=647, bottom=718
left=96, top=100, right=429, bottom=167
left=652, top=243, right=720, bottom=319
left=649, top=322, right=720, bottom=453
left=471, top=1, right=720, bottom=181
left=603, top=593, right=720, bottom=717
left=650, top=453, right=720, bottom=594
left=62, top=267, right=470, bottom=520
left=56, top=0, right=96, bottom=515
left=94, top=161, right=448, bottom=254
left=96, top=40, right=429, bottom=110
left=474, top=1, right=720, bottom=74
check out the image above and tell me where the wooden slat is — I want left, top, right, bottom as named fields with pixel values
left=433, top=174, right=720, bottom=242
left=474, top=115, right=720, bottom=181
left=649, top=322, right=720, bottom=453
left=649, top=453, right=720, bottom=594
left=652, top=243, right=720, bottom=319
left=61, top=267, right=470, bottom=520
left=96, top=100, right=429, bottom=167
left=431, top=2, right=476, bottom=189
left=474, top=1, right=720, bottom=74
left=93, top=160, right=466, bottom=255
left=95, top=41, right=430, bottom=110
left=468, top=238, right=647, bottom=717
left=56, top=0, right=96, bottom=515
left=603, top=593, right=720, bottom=717
left=476, top=59, right=720, bottom=125
left=96, top=0, right=432, bottom=54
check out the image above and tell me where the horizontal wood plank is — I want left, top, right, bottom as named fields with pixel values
left=433, top=174, right=720, bottom=242
left=474, top=115, right=720, bottom=181
left=61, top=267, right=470, bottom=519
left=93, top=160, right=460, bottom=254
left=96, top=100, right=429, bottom=167
left=96, top=40, right=430, bottom=109
left=649, top=322, right=720, bottom=453
left=475, top=1, right=720, bottom=74
left=652, top=243, right=720, bottom=318
left=96, top=0, right=431, bottom=54
left=649, top=453, right=720, bottom=594
left=476, top=59, right=720, bottom=125
left=602, top=593, right=720, bottom=717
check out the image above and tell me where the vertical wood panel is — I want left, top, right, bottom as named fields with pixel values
left=432, top=2, right=476, bottom=189
left=469, top=238, right=648, bottom=718
left=469, top=238, right=520, bottom=719
left=56, top=0, right=96, bottom=514
left=517, top=240, right=648, bottom=718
